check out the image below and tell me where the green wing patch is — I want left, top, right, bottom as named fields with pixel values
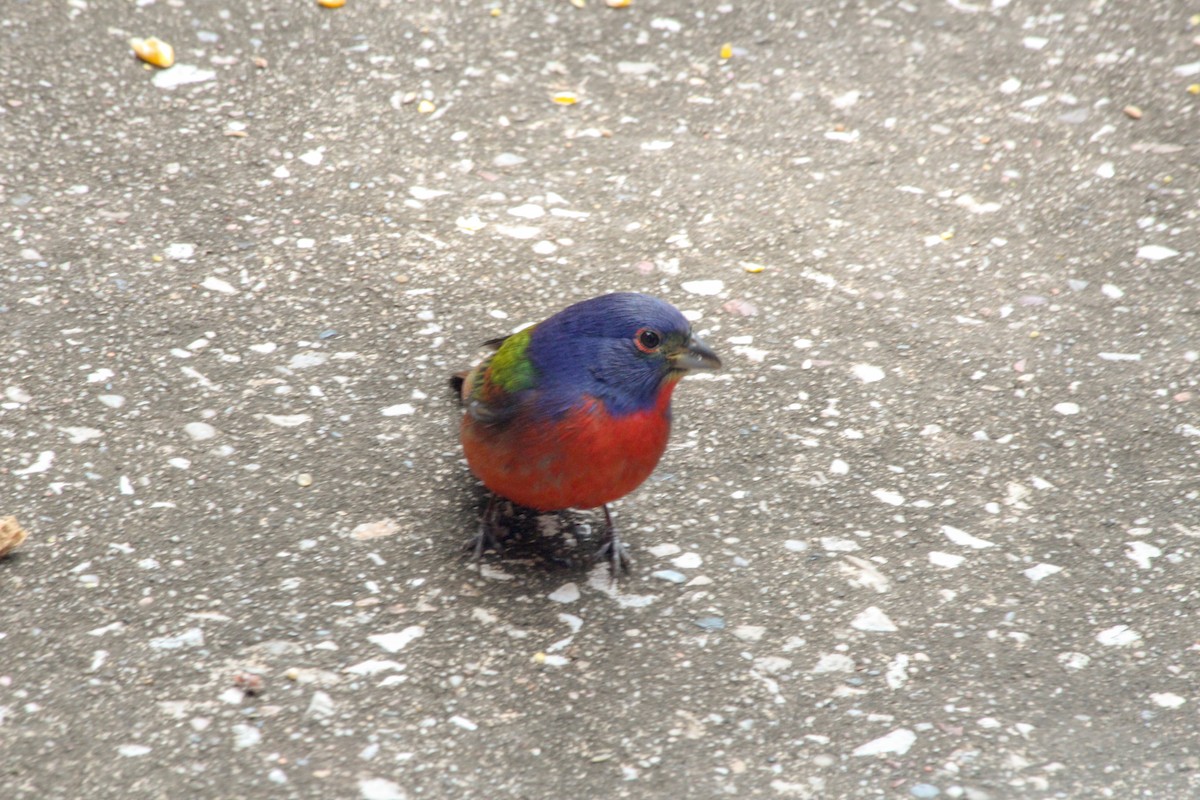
left=463, top=326, right=537, bottom=425
left=485, top=326, right=536, bottom=394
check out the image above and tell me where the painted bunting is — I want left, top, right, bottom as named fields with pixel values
left=452, top=293, right=721, bottom=577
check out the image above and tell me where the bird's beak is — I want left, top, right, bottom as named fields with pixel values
left=670, top=333, right=722, bottom=372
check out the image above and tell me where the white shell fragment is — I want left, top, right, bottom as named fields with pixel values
left=850, top=606, right=898, bottom=633
left=201, top=277, right=238, bottom=295
left=680, top=280, right=724, bottom=296
left=1150, top=693, right=1186, bottom=709
left=263, top=414, right=311, bottom=427
left=368, top=626, right=425, bottom=653
left=153, top=64, right=216, bottom=89
left=1023, top=563, right=1062, bottom=582
left=547, top=583, right=580, bottom=603
left=1096, top=625, right=1142, bottom=647
left=941, top=525, right=995, bottom=550
left=184, top=422, right=217, bottom=441
left=1136, top=245, right=1179, bottom=261
left=872, top=489, right=905, bottom=506
left=851, top=364, right=886, bottom=384
left=853, top=728, right=916, bottom=757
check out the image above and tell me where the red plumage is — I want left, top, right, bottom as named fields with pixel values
left=460, top=381, right=679, bottom=512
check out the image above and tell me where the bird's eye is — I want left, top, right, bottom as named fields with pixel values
left=635, top=328, right=662, bottom=353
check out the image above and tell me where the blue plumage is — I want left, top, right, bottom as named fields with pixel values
left=525, top=293, right=693, bottom=418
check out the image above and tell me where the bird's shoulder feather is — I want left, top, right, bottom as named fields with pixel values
left=462, top=326, right=537, bottom=425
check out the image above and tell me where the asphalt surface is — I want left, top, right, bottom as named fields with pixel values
left=2, top=1, right=1199, bottom=798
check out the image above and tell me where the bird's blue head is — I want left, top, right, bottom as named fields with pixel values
left=527, top=293, right=721, bottom=417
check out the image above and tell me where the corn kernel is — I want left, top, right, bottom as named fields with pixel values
left=130, top=37, right=175, bottom=69
left=720, top=43, right=733, bottom=60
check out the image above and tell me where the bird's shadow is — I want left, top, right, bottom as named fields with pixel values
left=463, top=494, right=602, bottom=575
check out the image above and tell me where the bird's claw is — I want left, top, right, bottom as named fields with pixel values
left=594, top=535, right=632, bottom=579
left=465, top=496, right=503, bottom=573
left=595, top=504, right=631, bottom=581
left=465, top=526, right=505, bottom=573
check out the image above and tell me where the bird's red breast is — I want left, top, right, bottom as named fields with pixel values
left=460, top=379, right=679, bottom=512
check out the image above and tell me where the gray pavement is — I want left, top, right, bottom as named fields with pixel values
left=2, top=1, right=1199, bottom=797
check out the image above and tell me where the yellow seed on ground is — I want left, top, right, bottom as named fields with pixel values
left=490, top=7, right=501, bottom=16
left=130, top=37, right=175, bottom=69
left=317, top=0, right=346, bottom=8
left=1188, top=84, right=1200, bottom=95
left=606, top=0, right=631, bottom=7
left=940, top=230, right=954, bottom=240
left=0, top=516, right=29, bottom=559
left=552, top=92, right=579, bottom=105
left=569, top=0, right=586, bottom=7
left=741, top=261, right=765, bottom=273
left=417, top=100, right=436, bottom=114
left=720, top=43, right=733, bottom=60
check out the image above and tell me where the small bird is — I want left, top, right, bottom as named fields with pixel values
left=452, top=293, right=721, bottom=577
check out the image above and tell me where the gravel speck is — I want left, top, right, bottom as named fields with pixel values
left=381, top=404, right=416, bottom=416
left=871, top=489, right=905, bottom=506
left=1096, top=625, right=1142, bottom=647
left=117, top=744, right=152, bottom=758
left=851, top=607, right=898, bottom=633
left=359, top=778, right=406, bottom=800
left=941, top=525, right=995, bottom=550
left=368, top=626, right=425, bottom=653
left=184, top=422, right=217, bottom=442
left=694, top=617, right=725, bottom=631
left=852, top=728, right=916, bottom=757
left=1149, top=693, right=1186, bottom=709
left=547, top=583, right=581, bottom=603
left=1023, top=563, right=1062, bottom=582
left=201, top=276, right=237, bottom=295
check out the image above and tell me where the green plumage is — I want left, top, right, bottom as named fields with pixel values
left=461, top=326, right=537, bottom=425
left=485, top=327, right=536, bottom=394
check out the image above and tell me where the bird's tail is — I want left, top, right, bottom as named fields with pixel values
left=449, top=372, right=467, bottom=401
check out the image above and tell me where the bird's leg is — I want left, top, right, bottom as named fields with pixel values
left=594, top=504, right=632, bottom=579
left=466, top=493, right=503, bottom=572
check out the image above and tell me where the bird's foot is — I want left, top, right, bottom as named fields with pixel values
left=464, top=495, right=503, bottom=573
left=594, top=535, right=632, bottom=579
left=593, top=505, right=632, bottom=580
